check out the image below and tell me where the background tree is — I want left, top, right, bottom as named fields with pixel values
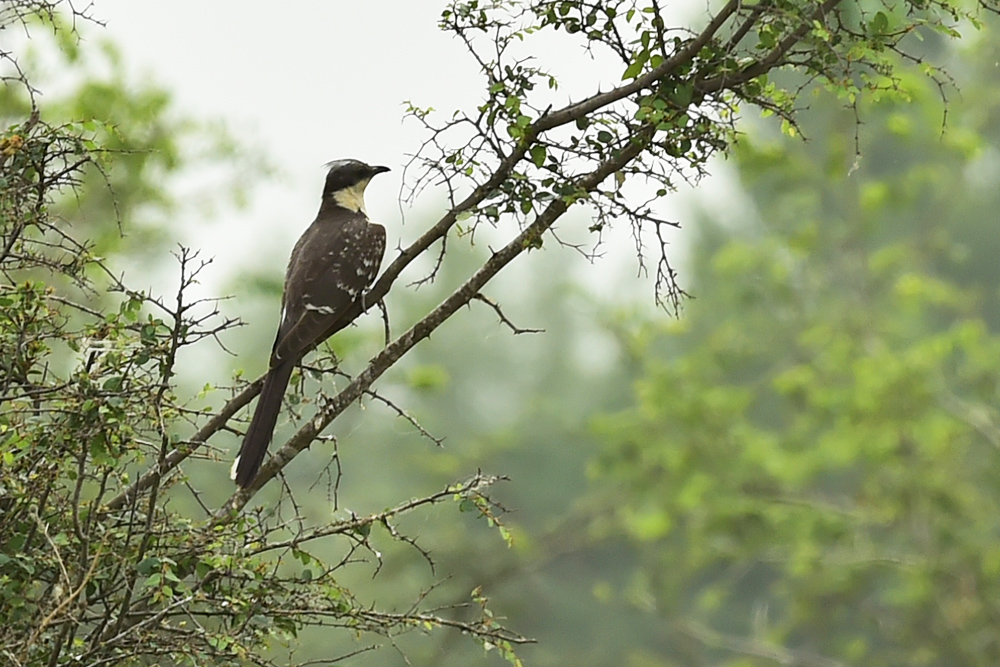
left=2, top=0, right=998, bottom=666
left=585, top=24, right=1000, bottom=667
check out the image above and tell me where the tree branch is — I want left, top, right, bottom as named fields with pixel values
left=225, top=125, right=655, bottom=507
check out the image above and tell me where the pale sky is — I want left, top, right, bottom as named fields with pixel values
left=83, top=1, right=744, bottom=304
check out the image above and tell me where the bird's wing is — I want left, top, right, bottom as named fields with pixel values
left=271, top=214, right=385, bottom=366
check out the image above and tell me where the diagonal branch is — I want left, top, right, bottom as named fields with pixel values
left=222, top=125, right=656, bottom=510
left=698, top=0, right=845, bottom=93
left=103, top=2, right=747, bottom=509
left=106, top=0, right=845, bottom=513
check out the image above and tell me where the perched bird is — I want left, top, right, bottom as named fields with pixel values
left=232, top=159, right=390, bottom=488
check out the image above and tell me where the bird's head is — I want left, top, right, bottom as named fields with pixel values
left=321, top=159, right=390, bottom=215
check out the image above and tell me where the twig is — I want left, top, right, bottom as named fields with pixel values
left=472, top=293, right=544, bottom=335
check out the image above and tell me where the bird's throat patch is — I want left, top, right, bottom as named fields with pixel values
left=332, top=179, right=371, bottom=215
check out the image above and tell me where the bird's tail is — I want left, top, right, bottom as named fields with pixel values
left=232, top=361, right=295, bottom=488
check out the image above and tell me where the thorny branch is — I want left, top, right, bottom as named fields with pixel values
left=472, top=293, right=545, bottom=335
left=249, top=472, right=503, bottom=556
left=231, top=121, right=657, bottom=504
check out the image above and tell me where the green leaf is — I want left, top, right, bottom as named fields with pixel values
left=529, top=144, right=547, bottom=167
left=669, top=83, right=694, bottom=107
left=622, top=58, right=645, bottom=80
left=870, top=11, right=889, bottom=35
left=758, top=26, right=777, bottom=49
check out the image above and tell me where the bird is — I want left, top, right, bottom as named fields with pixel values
left=231, top=159, right=390, bottom=488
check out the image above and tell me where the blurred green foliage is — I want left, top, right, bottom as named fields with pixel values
left=585, top=27, right=1000, bottom=667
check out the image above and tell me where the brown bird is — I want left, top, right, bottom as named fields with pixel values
left=232, top=159, right=390, bottom=488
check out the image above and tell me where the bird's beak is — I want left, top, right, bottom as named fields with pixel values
left=371, top=165, right=391, bottom=176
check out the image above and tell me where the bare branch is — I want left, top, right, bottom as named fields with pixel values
left=472, top=293, right=544, bottom=335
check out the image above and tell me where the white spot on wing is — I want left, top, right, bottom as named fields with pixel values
left=305, top=303, right=339, bottom=314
